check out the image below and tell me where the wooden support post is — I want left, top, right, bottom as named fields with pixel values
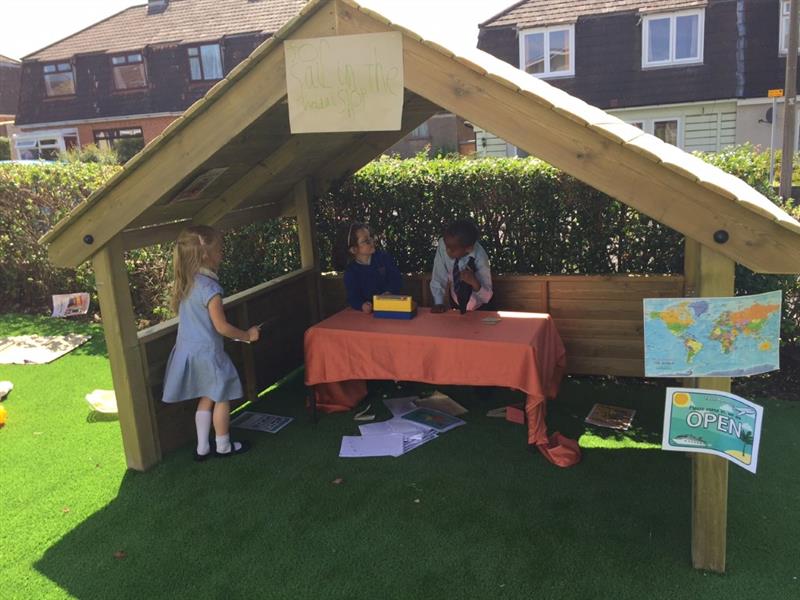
left=294, top=178, right=322, bottom=323
left=683, top=238, right=735, bottom=573
left=93, top=237, right=161, bottom=471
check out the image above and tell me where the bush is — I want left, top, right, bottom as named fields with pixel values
left=58, top=144, right=120, bottom=165
left=0, top=136, right=10, bottom=161
left=318, top=154, right=684, bottom=275
left=1, top=146, right=798, bottom=344
left=0, top=162, right=300, bottom=325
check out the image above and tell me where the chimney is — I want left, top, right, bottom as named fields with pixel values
left=148, top=0, right=169, bottom=15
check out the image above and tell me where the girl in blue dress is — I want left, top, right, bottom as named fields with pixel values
left=335, top=222, right=403, bottom=312
left=161, top=226, right=261, bottom=460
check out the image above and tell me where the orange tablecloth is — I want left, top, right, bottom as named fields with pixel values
left=304, top=308, right=580, bottom=467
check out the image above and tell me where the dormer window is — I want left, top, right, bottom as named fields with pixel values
left=519, top=25, right=575, bottom=79
left=43, top=62, right=75, bottom=96
left=187, top=44, right=223, bottom=81
left=111, top=53, right=147, bottom=90
left=642, top=9, right=704, bottom=68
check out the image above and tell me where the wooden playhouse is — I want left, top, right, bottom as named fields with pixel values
left=41, top=0, right=800, bottom=573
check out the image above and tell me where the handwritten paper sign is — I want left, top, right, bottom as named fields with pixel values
left=284, top=32, right=404, bottom=133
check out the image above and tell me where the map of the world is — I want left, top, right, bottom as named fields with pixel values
left=644, top=291, right=781, bottom=377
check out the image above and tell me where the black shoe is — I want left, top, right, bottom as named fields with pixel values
left=214, top=439, right=251, bottom=458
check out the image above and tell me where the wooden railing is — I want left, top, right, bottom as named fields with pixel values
left=137, top=267, right=315, bottom=454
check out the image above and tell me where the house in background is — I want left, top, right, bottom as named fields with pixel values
left=476, top=0, right=798, bottom=157
left=0, top=54, right=21, bottom=137
left=11, top=0, right=307, bottom=160
left=386, top=113, right=476, bottom=157
left=11, top=0, right=475, bottom=162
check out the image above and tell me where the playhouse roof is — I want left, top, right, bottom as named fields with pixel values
left=41, top=0, right=800, bottom=274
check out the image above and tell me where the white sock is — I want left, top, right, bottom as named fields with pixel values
left=195, top=411, right=212, bottom=455
left=215, top=434, right=241, bottom=454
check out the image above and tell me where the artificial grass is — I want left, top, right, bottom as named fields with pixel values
left=1, top=314, right=799, bottom=599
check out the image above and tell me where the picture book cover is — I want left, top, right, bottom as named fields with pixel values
left=585, top=403, right=636, bottom=430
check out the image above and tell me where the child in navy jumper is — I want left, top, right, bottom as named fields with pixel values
left=335, top=222, right=403, bottom=312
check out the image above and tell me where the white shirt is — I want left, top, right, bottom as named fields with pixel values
left=430, top=238, right=493, bottom=311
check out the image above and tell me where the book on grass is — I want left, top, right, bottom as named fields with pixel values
left=401, top=407, right=466, bottom=433
left=231, top=411, right=293, bottom=433
left=584, top=404, right=636, bottom=431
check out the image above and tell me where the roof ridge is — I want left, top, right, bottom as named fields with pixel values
left=479, top=0, right=531, bottom=29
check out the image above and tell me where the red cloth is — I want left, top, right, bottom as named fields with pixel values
left=304, top=308, right=580, bottom=467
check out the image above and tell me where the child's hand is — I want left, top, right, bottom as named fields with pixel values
left=460, top=268, right=479, bottom=290
left=362, top=301, right=373, bottom=313
left=247, top=326, right=260, bottom=342
left=431, top=304, right=446, bottom=314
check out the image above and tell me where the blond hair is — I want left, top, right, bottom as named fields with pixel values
left=170, top=225, right=222, bottom=313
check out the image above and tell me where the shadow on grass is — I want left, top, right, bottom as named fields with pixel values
left=0, top=313, right=108, bottom=357
left=31, top=375, right=796, bottom=599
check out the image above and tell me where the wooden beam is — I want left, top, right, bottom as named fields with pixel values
left=92, top=237, right=161, bottom=471
left=46, top=4, right=339, bottom=268
left=316, top=97, right=439, bottom=192
left=120, top=198, right=294, bottom=250
left=683, top=239, right=735, bottom=573
left=193, top=133, right=356, bottom=226
left=294, top=178, right=322, bottom=322
left=333, top=4, right=800, bottom=274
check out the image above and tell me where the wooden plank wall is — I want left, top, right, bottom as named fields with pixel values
left=320, top=273, right=685, bottom=378
left=138, top=268, right=315, bottom=454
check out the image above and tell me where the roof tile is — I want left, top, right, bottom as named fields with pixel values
left=26, top=0, right=308, bottom=62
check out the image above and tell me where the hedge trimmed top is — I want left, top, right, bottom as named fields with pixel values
left=41, top=0, right=800, bottom=274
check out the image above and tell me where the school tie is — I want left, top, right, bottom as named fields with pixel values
left=452, top=258, right=471, bottom=314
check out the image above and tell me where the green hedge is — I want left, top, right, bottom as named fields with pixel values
left=1, top=146, right=798, bottom=343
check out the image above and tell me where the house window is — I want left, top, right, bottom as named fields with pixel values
left=519, top=25, right=575, bottom=78
left=409, top=122, right=430, bottom=139
left=94, top=127, right=145, bottom=162
left=642, top=9, right=704, bottom=68
left=627, top=118, right=681, bottom=147
left=187, top=44, right=223, bottom=81
left=111, top=53, right=147, bottom=90
left=13, top=130, right=77, bottom=160
left=43, top=62, right=75, bottom=96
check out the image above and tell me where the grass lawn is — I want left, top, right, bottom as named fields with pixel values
left=1, top=313, right=798, bottom=599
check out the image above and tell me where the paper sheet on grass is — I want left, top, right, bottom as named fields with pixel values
left=357, top=417, right=440, bottom=455
left=0, top=334, right=91, bottom=365
left=339, top=434, right=405, bottom=458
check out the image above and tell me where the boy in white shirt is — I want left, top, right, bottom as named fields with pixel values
left=430, top=219, right=493, bottom=313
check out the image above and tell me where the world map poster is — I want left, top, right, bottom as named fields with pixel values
left=644, top=291, right=781, bottom=378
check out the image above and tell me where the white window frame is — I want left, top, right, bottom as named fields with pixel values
left=642, top=9, right=705, bottom=68
left=518, top=25, right=575, bottom=79
left=627, top=118, right=683, bottom=148
left=12, top=129, right=79, bottom=160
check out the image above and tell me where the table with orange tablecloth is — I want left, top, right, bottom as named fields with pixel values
left=304, top=308, right=581, bottom=467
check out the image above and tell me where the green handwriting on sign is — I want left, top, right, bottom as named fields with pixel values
left=662, top=387, right=763, bottom=474
left=284, top=32, right=404, bottom=133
